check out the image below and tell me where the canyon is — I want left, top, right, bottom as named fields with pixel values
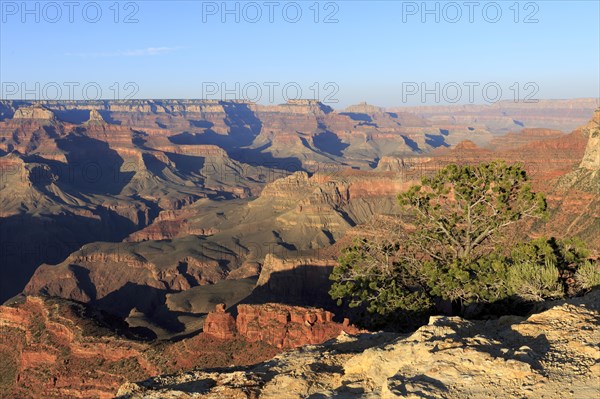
left=0, top=99, right=598, bottom=398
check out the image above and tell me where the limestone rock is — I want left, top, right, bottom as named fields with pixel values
left=86, top=108, right=107, bottom=124
left=13, top=105, right=55, bottom=120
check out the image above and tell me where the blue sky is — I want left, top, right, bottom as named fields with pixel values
left=1, top=0, right=598, bottom=107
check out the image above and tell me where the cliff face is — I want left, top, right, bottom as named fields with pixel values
left=124, top=208, right=219, bottom=242
left=117, top=290, right=600, bottom=399
left=203, top=302, right=360, bottom=349
left=12, top=105, right=56, bottom=120
left=252, top=254, right=337, bottom=307
left=579, top=108, right=600, bottom=171
left=0, top=103, right=267, bottom=302
left=539, top=109, right=600, bottom=250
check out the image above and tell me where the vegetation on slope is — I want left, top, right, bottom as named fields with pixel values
left=330, top=161, right=600, bottom=325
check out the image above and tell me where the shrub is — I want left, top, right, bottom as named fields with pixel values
left=0, top=349, right=17, bottom=388
left=331, top=161, right=547, bottom=319
left=507, top=260, right=563, bottom=302
left=329, top=239, right=434, bottom=316
left=423, top=253, right=511, bottom=305
left=575, top=261, right=600, bottom=291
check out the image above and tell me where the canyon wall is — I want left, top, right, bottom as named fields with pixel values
left=204, top=302, right=360, bottom=349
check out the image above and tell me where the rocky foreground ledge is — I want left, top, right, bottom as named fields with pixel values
left=116, top=290, right=600, bottom=399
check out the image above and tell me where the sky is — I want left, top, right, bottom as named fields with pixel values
left=1, top=0, right=599, bottom=107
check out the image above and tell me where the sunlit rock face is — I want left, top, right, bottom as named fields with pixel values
left=13, top=105, right=56, bottom=120
left=203, top=302, right=361, bottom=348
left=579, top=109, right=600, bottom=170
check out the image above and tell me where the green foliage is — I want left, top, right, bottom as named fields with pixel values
left=506, top=236, right=593, bottom=300
left=397, top=160, right=547, bottom=264
left=575, top=261, right=600, bottom=291
left=329, top=239, right=434, bottom=316
left=555, top=237, right=590, bottom=264
left=507, top=261, right=563, bottom=302
left=329, top=161, right=597, bottom=323
left=506, top=238, right=563, bottom=301
left=0, top=348, right=17, bottom=388
left=397, top=161, right=546, bottom=306
left=423, top=252, right=511, bottom=304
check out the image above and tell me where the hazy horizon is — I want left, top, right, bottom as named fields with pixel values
left=2, top=96, right=599, bottom=111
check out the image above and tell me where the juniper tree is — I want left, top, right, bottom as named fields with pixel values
left=330, top=161, right=548, bottom=316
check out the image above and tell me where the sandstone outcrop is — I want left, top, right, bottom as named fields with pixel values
left=85, top=108, right=107, bottom=125
left=117, top=290, right=600, bottom=399
left=203, top=303, right=236, bottom=340
left=203, top=303, right=361, bottom=349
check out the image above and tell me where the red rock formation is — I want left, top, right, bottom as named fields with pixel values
left=204, top=303, right=361, bottom=349
left=453, top=139, right=483, bottom=151
left=203, top=303, right=236, bottom=339
left=0, top=296, right=279, bottom=399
